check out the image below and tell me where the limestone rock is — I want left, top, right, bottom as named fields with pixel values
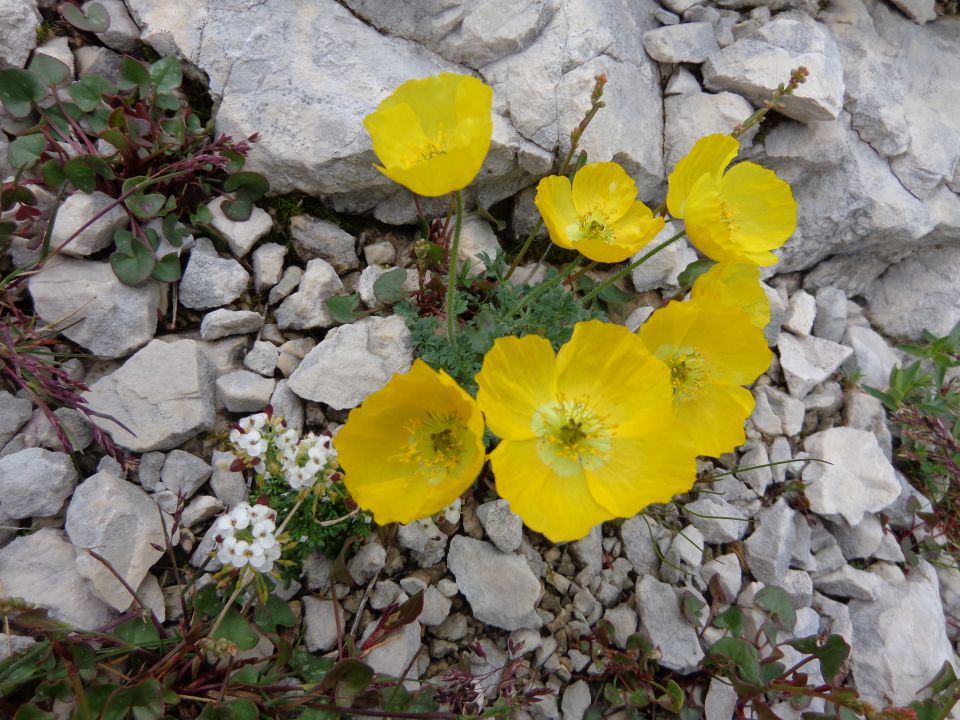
left=842, top=325, right=899, bottom=389
left=777, top=332, right=853, bottom=398
left=447, top=535, right=542, bottom=631
left=636, top=575, right=704, bottom=673
left=0, top=0, right=40, bottom=70
left=179, top=238, right=250, bottom=310
left=217, top=370, right=275, bottom=413
left=302, top=597, right=339, bottom=652
left=274, top=258, right=343, bottom=330
left=65, top=470, right=168, bottom=611
left=476, top=499, right=524, bottom=553
left=288, top=315, right=412, bottom=409
left=744, top=498, right=796, bottom=586
left=629, top=223, right=698, bottom=292
left=48, top=191, right=127, bottom=257
left=663, top=89, right=755, bottom=170
left=642, top=22, right=719, bottom=64
left=457, top=215, right=501, bottom=277
left=0, top=391, right=32, bottom=448
left=200, top=309, right=264, bottom=341
left=0, top=447, right=77, bottom=518
left=849, top=561, right=956, bottom=706
left=29, top=258, right=160, bottom=359
left=0, top=528, right=114, bottom=629
left=207, top=196, right=273, bottom=258
left=803, top=427, right=900, bottom=526
left=290, top=215, right=359, bottom=273
left=83, top=339, right=216, bottom=452
left=90, top=0, right=141, bottom=53
left=158, top=449, right=212, bottom=500
left=398, top=518, right=448, bottom=568
left=703, top=14, right=844, bottom=122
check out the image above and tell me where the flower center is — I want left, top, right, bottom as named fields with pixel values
left=416, top=131, right=447, bottom=162
left=578, top=211, right=615, bottom=244
left=718, top=200, right=739, bottom=232
left=659, top=347, right=708, bottom=403
left=533, top=398, right=611, bottom=475
left=402, top=412, right=466, bottom=483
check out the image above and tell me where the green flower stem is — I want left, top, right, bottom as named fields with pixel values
left=503, top=218, right=544, bottom=282
left=582, top=230, right=686, bottom=304
left=208, top=568, right=251, bottom=638
left=445, top=190, right=465, bottom=349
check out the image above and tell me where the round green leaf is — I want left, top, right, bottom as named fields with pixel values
left=110, top=237, right=156, bottom=286
left=0, top=68, right=45, bottom=118
left=224, top=171, right=269, bottom=201
left=149, top=57, right=183, bottom=93
left=151, top=252, right=181, bottom=283
left=118, top=57, right=151, bottom=95
left=60, top=1, right=111, bottom=32
left=63, top=155, right=114, bottom=193
left=8, top=134, right=47, bottom=169
left=211, top=608, right=258, bottom=651
left=28, top=53, right=71, bottom=87
left=221, top=190, right=253, bottom=222
left=126, top=192, right=167, bottom=220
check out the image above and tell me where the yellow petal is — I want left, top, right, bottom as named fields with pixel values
left=666, top=134, right=739, bottom=219
left=585, top=432, right=696, bottom=517
left=673, top=383, right=756, bottom=458
left=490, top=438, right=614, bottom=542
left=555, top=320, right=672, bottom=431
left=691, top=262, right=770, bottom=330
left=335, top=360, right=485, bottom=525
left=535, top=175, right=578, bottom=250
left=362, top=72, right=493, bottom=197
left=682, top=173, right=737, bottom=263
left=721, top=161, right=797, bottom=257
left=476, top=334, right=558, bottom=440
left=571, top=162, right=638, bottom=220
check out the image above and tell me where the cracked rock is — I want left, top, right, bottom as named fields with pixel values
left=179, top=238, right=250, bottom=310
left=290, top=215, right=359, bottom=273
left=777, top=332, right=853, bottom=398
left=0, top=447, right=77, bottom=518
left=288, top=315, right=412, bottom=409
left=447, top=535, right=541, bottom=631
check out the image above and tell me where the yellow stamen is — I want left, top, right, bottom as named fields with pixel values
left=533, top=397, right=612, bottom=474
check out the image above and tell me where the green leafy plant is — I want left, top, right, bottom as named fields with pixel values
left=0, top=47, right=267, bottom=285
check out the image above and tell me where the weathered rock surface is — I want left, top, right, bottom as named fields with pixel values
left=84, top=339, right=216, bottom=452
left=29, top=259, right=160, bottom=359
left=0, top=0, right=40, bottom=70
left=0, top=447, right=77, bottom=518
left=288, top=315, right=412, bottom=409
left=179, top=238, right=250, bottom=310
left=274, top=258, right=343, bottom=330
left=447, top=536, right=541, bottom=631
left=636, top=575, right=704, bottom=673
left=0, top=391, right=32, bottom=449
left=66, top=470, right=168, bottom=611
left=51, top=191, right=130, bottom=258
left=0, top=528, right=115, bottom=629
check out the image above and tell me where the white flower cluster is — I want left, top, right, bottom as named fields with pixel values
left=213, top=502, right=281, bottom=573
left=228, top=412, right=272, bottom=459
left=281, top=432, right=338, bottom=490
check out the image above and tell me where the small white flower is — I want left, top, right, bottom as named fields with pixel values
left=227, top=504, right=251, bottom=530
left=229, top=540, right=251, bottom=567
left=228, top=428, right=243, bottom=445
left=250, top=503, right=275, bottom=523
left=252, top=519, right=276, bottom=544
left=442, top=498, right=462, bottom=525
left=239, top=413, right=268, bottom=433
left=239, top=430, right=267, bottom=457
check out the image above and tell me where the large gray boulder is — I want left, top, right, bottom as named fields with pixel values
left=0, top=0, right=40, bottom=70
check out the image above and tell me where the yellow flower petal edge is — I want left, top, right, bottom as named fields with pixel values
left=477, top=320, right=697, bottom=541
left=666, top=134, right=739, bottom=219
left=334, top=359, right=485, bottom=525
left=363, top=72, right=493, bottom=197
left=639, top=300, right=771, bottom=457
left=535, top=162, right=664, bottom=263
left=691, top=261, right=771, bottom=331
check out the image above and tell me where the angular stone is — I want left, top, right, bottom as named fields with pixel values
left=620, top=514, right=668, bottom=576
left=842, top=325, right=899, bottom=390
left=702, top=553, right=742, bottom=602
left=200, top=309, right=264, bottom=341
left=244, top=341, right=279, bottom=377
left=803, top=427, right=900, bottom=526
left=359, top=615, right=421, bottom=680
left=0, top=391, right=32, bottom=448
left=158, top=449, right=212, bottom=500
left=290, top=215, right=359, bottom=273
left=29, top=258, right=160, bottom=359
left=447, top=535, right=541, bottom=631
left=397, top=518, right=448, bottom=567
left=288, top=315, right=412, bottom=409
left=50, top=191, right=127, bottom=257
left=744, top=498, right=796, bottom=586
left=642, top=23, right=719, bottom=63
left=0, top=528, right=114, bottom=629
left=268, top=266, right=302, bottom=306
left=849, top=561, right=956, bottom=707
left=216, top=370, right=275, bottom=413
left=0, top=0, right=40, bottom=69
left=777, top=332, right=853, bottom=398
left=476, top=499, right=524, bottom=553
left=702, top=14, right=844, bottom=122
left=348, top=541, right=386, bottom=585
left=636, top=575, right=704, bottom=674
left=457, top=215, right=501, bottom=277
left=684, top=496, right=748, bottom=543
left=84, top=339, right=216, bottom=452
left=813, top=286, right=847, bottom=343
left=302, top=597, right=339, bottom=652
left=629, top=224, right=698, bottom=292
left=252, top=242, right=286, bottom=292
left=274, top=258, right=343, bottom=330
left=0, top=447, right=77, bottom=518
left=181, top=495, right=223, bottom=527
left=864, top=246, right=960, bottom=341
left=65, top=470, right=168, bottom=611
left=663, top=89, right=756, bottom=170
left=269, top=380, right=303, bottom=431
left=207, top=196, right=273, bottom=258
left=179, top=238, right=250, bottom=310
left=784, top=289, right=816, bottom=335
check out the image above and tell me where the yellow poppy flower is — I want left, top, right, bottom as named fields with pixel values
left=639, top=299, right=772, bottom=458
left=666, top=134, right=796, bottom=267
left=334, top=359, right=485, bottom=525
left=691, top=261, right=770, bottom=331
left=363, top=72, right=493, bottom=197
left=535, top=162, right=665, bottom=263
left=476, top=320, right=696, bottom=542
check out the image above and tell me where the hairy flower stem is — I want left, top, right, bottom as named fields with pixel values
left=445, top=191, right=464, bottom=350
left=504, top=74, right=607, bottom=281
left=582, top=230, right=686, bottom=304
left=731, top=66, right=809, bottom=139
